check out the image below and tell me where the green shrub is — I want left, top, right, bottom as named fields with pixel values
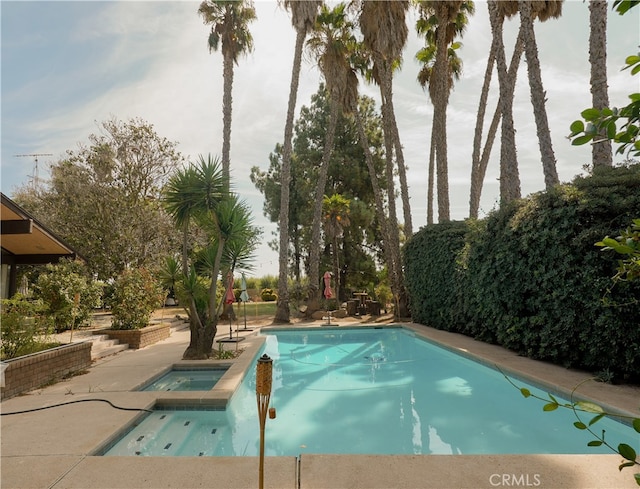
left=0, top=296, right=54, bottom=360
left=33, top=259, right=103, bottom=332
left=244, top=276, right=259, bottom=290
left=110, top=268, right=164, bottom=330
left=259, top=275, right=277, bottom=289
left=260, top=288, right=277, bottom=302
left=374, top=283, right=392, bottom=312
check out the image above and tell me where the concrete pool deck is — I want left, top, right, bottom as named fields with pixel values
left=1, top=313, right=638, bottom=489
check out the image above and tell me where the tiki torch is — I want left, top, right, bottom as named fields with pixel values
left=256, top=354, right=275, bottom=489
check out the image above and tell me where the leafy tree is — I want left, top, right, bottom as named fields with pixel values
left=32, top=259, right=102, bottom=333
left=251, top=143, right=311, bottom=281
left=0, top=296, right=53, bottom=360
left=13, top=117, right=183, bottom=281
left=251, top=86, right=386, bottom=310
left=110, top=268, right=164, bottom=330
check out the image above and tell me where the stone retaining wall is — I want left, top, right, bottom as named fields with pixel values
left=1, top=342, right=92, bottom=400
left=102, top=323, right=170, bottom=349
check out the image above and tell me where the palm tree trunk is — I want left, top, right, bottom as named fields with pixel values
left=221, top=51, right=234, bottom=179
left=470, top=49, right=495, bottom=219
left=184, top=295, right=206, bottom=359
left=389, top=108, right=413, bottom=237
left=488, top=0, right=521, bottom=204
left=434, top=4, right=451, bottom=222
left=589, top=0, right=612, bottom=168
left=354, top=108, right=396, bottom=302
left=332, top=236, right=340, bottom=304
left=307, top=99, right=339, bottom=313
left=274, top=28, right=307, bottom=324
left=470, top=30, right=524, bottom=217
left=427, top=126, right=436, bottom=225
left=378, top=62, right=409, bottom=318
left=519, top=0, right=559, bottom=189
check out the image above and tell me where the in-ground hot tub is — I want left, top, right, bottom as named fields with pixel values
left=138, top=366, right=229, bottom=392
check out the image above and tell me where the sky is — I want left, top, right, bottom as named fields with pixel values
left=2, top=1, right=639, bottom=278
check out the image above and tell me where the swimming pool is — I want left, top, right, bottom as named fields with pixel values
left=104, top=327, right=638, bottom=457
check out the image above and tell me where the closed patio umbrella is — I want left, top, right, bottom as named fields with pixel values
left=323, top=271, right=333, bottom=299
left=323, top=271, right=335, bottom=326
left=225, top=271, right=235, bottom=338
left=240, top=273, right=252, bottom=331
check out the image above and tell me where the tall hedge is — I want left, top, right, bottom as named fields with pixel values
left=404, top=164, right=640, bottom=382
left=403, top=221, right=468, bottom=331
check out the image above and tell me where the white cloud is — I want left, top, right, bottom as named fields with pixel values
left=2, top=1, right=639, bottom=274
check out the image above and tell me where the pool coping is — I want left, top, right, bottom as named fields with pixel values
left=400, top=323, right=640, bottom=420
left=1, top=321, right=638, bottom=489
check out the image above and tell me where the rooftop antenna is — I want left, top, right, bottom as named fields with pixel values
left=14, top=153, right=53, bottom=189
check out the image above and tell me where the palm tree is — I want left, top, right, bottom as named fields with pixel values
left=589, top=0, right=613, bottom=167
left=202, top=194, right=258, bottom=320
left=198, top=0, right=256, bottom=179
left=273, top=0, right=322, bottom=324
left=163, top=155, right=226, bottom=358
left=359, top=0, right=413, bottom=237
left=359, top=1, right=412, bottom=317
left=469, top=23, right=524, bottom=219
left=305, top=3, right=354, bottom=313
left=518, top=0, right=562, bottom=189
left=322, top=193, right=351, bottom=303
left=415, top=1, right=472, bottom=223
left=487, top=0, right=521, bottom=205
left=163, top=155, right=257, bottom=359
left=163, top=164, right=207, bottom=274
left=414, top=1, right=473, bottom=223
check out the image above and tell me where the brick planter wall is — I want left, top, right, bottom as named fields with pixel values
left=102, top=323, right=170, bottom=349
left=1, top=342, right=92, bottom=400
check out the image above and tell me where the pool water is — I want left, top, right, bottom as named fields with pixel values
left=104, top=327, right=639, bottom=457
left=140, top=368, right=227, bottom=391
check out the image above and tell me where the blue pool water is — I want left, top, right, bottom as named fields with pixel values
left=140, top=368, right=227, bottom=392
left=104, top=327, right=639, bottom=457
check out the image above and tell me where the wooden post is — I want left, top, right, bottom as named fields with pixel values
left=69, top=293, right=80, bottom=343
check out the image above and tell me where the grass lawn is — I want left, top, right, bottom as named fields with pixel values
left=232, top=301, right=277, bottom=317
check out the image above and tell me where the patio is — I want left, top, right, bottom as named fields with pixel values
left=1, top=312, right=638, bottom=489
